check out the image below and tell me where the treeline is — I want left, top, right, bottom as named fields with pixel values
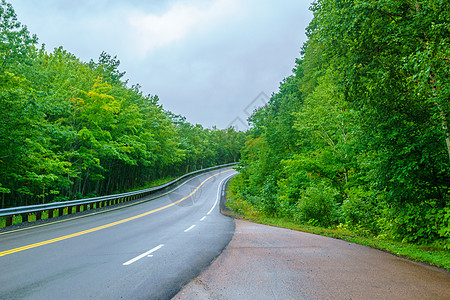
left=0, top=1, right=245, bottom=209
left=233, top=1, right=449, bottom=247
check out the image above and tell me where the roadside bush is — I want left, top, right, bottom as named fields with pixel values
left=260, top=175, right=280, bottom=216
left=227, top=174, right=261, bottom=218
left=388, top=201, right=445, bottom=244
left=295, top=183, right=340, bottom=227
left=340, top=186, right=380, bottom=235
left=437, top=207, right=450, bottom=249
left=276, top=167, right=311, bottom=219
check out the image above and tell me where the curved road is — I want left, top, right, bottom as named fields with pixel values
left=0, top=168, right=237, bottom=299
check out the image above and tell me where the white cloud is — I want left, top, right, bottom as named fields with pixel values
left=127, top=0, right=239, bottom=56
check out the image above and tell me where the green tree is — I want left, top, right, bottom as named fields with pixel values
left=232, top=0, right=449, bottom=245
left=0, top=1, right=245, bottom=209
left=0, top=0, right=37, bottom=74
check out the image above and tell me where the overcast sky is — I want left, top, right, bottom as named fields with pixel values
left=10, top=0, right=313, bottom=129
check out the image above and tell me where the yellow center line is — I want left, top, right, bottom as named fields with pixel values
left=0, top=170, right=231, bottom=257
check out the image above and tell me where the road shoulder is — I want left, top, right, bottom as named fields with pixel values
left=173, top=219, right=450, bottom=300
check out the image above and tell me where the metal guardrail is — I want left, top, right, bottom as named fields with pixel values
left=0, top=163, right=238, bottom=227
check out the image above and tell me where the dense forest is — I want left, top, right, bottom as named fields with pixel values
left=0, top=1, right=245, bottom=209
left=232, top=0, right=450, bottom=247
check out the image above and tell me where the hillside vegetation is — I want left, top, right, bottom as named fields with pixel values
left=0, top=1, right=245, bottom=209
left=231, top=0, right=450, bottom=249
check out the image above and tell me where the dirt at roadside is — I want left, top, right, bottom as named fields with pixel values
left=173, top=219, right=450, bottom=300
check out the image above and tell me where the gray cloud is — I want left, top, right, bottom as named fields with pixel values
left=11, top=0, right=312, bottom=128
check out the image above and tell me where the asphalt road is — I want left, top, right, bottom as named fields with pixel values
left=0, top=168, right=237, bottom=300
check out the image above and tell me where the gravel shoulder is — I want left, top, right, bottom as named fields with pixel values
left=173, top=219, right=450, bottom=300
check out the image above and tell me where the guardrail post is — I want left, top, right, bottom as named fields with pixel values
left=20, top=213, right=28, bottom=223
left=5, top=215, right=12, bottom=226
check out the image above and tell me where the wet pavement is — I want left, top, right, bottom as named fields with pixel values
left=173, top=219, right=450, bottom=300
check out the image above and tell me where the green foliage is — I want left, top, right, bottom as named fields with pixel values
left=226, top=177, right=450, bottom=270
left=233, top=0, right=450, bottom=247
left=0, top=0, right=37, bottom=73
left=437, top=207, right=450, bottom=249
left=295, top=183, right=340, bottom=227
left=386, top=201, right=449, bottom=244
left=340, top=186, right=380, bottom=235
left=0, top=1, right=246, bottom=209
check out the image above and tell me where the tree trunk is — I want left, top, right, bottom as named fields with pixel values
left=431, top=75, right=450, bottom=163
left=82, top=169, right=89, bottom=196
left=437, top=102, right=450, bottom=162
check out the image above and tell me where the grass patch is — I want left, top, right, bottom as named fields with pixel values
left=12, top=215, right=22, bottom=225
left=225, top=180, right=450, bottom=271
left=28, top=213, right=36, bottom=222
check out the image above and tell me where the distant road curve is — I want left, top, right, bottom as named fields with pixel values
left=0, top=168, right=237, bottom=299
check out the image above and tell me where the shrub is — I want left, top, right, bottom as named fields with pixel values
left=295, top=183, right=340, bottom=227
left=341, top=186, right=380, bottom=235
left=387, top=201, right=446, bottom=244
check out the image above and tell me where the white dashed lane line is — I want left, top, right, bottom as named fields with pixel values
left=184, top=225, right=196, bottom=232
left=122, top=172, right=235, bottom=267
left=123, top=244, right=164, bottom=266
